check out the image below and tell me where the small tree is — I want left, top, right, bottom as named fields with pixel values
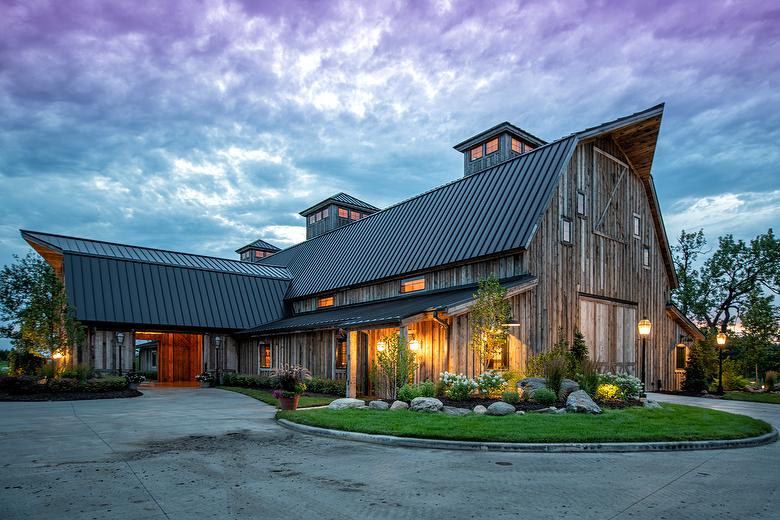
left=569, top=329, right=589, bottom=374
left=469, top=276, right=511, bottom=372
left=682, top=342, right=710, bottom=393
left=370, top=332, right=417, bottom=399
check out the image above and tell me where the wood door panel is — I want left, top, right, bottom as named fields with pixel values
left=138, top=332, right=201, bottom=383
left=579, top=298, right=637, bottom=374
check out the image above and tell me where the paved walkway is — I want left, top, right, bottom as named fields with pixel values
left=1, top=387, right=778, bottom=519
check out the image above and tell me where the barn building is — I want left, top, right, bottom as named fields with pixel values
left=21, top=104, right=702, bottom=393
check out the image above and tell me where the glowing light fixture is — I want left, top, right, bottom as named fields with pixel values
left=376, top=341, right=386, bottom=352
left=637, top=318, right=652, bottom=337
left=408, top=339, right=420, bottom=351
left=52, top=352, right=63, bottom=360
left=716, top=332, right=727, bottom=347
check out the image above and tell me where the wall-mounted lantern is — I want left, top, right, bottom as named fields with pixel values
left=376, top=340, right=386, bottom=352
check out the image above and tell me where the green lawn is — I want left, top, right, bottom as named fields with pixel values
left=277, top=404, right=772, bottom=443
left=219, top=386, right=338, bottom=408
left=723, top=391, right=780, bottom=405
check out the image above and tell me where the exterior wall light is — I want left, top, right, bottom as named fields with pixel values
left=408, top=339, right=420, bottom=351
left=637, top=319, right=652, bottom=337
left=376, top=340, right=386, bottom=352
left=52, top=352, right=63, bottom=360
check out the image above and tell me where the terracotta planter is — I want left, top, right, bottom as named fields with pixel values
left=278, top=395, right=300, bottom=410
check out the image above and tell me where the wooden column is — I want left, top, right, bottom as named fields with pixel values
left=346, top=330, right=357, bottom=398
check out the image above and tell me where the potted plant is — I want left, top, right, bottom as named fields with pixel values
left=272, top=364, right=311, bottom=410
left=195, top=372, right=214, bottom=388
left=125, top=372, right=146, bottom=390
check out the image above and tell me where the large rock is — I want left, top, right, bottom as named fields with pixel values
left=486, top=401, right=516, bottom=416
left=473, top=405, right=487, bottom=415
left=443, top=406, right=471, bottom=416
left=531, top=406, right=558, bottom=414
left=643, top=399, right=661, bottom=409
left=517, top=377, right=580, bottom=399
left=565, top=390, right=602, bottom=414
left=389, top=400, right=409, bottom=411
left=368, top=400, right=389, bottom=410
left=328, top=398, right=367, bottom=410
left=410, top=397, right=443, bottom=413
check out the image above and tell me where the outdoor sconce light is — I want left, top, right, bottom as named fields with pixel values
left=52, top=352, right=63, bottom=360
left=716, top=332, right=727, bottom=347
left=215, top=335, right=222, bottom=348
left=376, top=340, right=386, bottom=352
left=115, top=331, right=125, bottom=344
left=637, top=319, right=652, bottom=337
left=408, top=339, right=420, bottom=351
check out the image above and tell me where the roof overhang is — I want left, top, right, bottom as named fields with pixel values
left=21, top=230, right=64, bottom=276
left=666, top=304, right=705, bottom=341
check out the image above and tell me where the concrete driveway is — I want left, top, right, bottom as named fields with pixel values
left=1, top=388, right=778, bottom=520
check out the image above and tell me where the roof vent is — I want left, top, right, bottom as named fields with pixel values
left=453, top=122, right=547, bottom=177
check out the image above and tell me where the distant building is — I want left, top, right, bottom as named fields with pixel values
left=22, top=104, right=702, bottom=391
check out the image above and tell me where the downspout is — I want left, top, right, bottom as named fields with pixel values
left=432, top=309, right=451, bottom=372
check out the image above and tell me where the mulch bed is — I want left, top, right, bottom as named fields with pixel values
left=0, top=389, right=143, bottom=402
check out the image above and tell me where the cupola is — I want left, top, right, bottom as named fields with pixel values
left=453, top=122, right=547, bottom=176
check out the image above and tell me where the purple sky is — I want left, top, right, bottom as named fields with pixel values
left=1, top=0, right=779, bottom=268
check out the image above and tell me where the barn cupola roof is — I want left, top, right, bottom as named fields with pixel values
left=299, top=192, right=380, bottom=240
left=454, top=122, right=547, bottom=177
left=236, top=238, right=280, bottom=262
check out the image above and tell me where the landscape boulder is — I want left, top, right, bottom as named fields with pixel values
left=368, top=400, right=389, bottom=410
left=486, top=401, right=516, bottom=416
left=517, top=377, right=580, bottom=398
left=565, top=390, right=602, bottom=414
left=328, top=398, right=367, bottom=410
left=531, top=406, right=558, bottom=414
left=643, top=399, right=661, bottom=409
left=443, top=406, right=471, bottom=416
left=473, top=405, right=487, bottom=415
left=389, top=400, right=409, bottom=411
left=410, top=397, right=443, bottom=413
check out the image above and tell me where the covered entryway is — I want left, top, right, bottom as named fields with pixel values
left=578, top=297, right=637, bottom=375
left=136, top=332, right=202, bottom=384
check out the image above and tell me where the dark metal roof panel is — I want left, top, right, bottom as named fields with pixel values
left=63, top=254, right=289, bottom=330
left=242, top=275, right=534, bottom=334
left=263, top=137, right=576, bottom=298
left=235, top=239, right=280, bottom=254
left=21, top=230, right=291, bottom=280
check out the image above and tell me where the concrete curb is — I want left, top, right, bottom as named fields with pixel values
left=277, top=419, right=779, bottom=453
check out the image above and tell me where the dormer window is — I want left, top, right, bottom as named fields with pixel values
left=318, top=296, right=334, bottom=308
left=338, top=207, right=349, bottom=218
left=511, top=137, right=522, bottom=153
left=308, top=215, right=316, bottom=224
left=485, top=138, right=499, bottom=155
left=470, top=145, right=483, bottom=161
left=350, top=211, right=362, bottom=220
left=321, top=208, right=329, bottom=219
left=401, top=276, right=426, bottom=293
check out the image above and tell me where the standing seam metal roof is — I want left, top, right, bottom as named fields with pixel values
left=262, top=136, right=578, bottom=298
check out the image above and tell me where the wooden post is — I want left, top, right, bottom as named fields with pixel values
left=346, top=330, right=357, bottom=398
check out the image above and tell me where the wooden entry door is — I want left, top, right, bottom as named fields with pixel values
left=139, top=332, right=202, bottom=383
left=578, top=298, right=637, bottom=375
left=356, top=332, right=369, bottom=396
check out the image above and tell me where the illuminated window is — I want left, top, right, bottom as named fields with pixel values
left=511, top=137, right=522, bottom=153
left=470, top=145, right=483, bottom=161
left=525, top=144, right=535, bottom=152
left=350, top=211, right=361, bottom=220
left=338, top=207, right=349, bottom=218
left=485, top=138, right=499, bottom=155
left=633, top=214, right=641, bottom=238
left=318, top=296, right=334, bottom=308
left=561, top=218, right=572, bottom=244
left=259, top=344, right=272, bottom=369
left=675, top=344, right=687, bottom=370
left=576, top=191, right=586, bottom=216
left=401, top=276, right=426, bottom=293
left=255, top=250, right=263, bottom=258
left=321, top=208, right=329, bottom=218
left=642, top=246, right=650, bottom=268
left=151, top=349, right=157, bottom=368
left=308, top=215, right=316, bottom=224
left=336, top=342, right=347, bottom=369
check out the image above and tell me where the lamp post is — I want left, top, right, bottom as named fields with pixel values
left=716, top=331, right=727, bottom=395
left=115, top=331, right=125, bottom=375
left=214, top=335, right=222, bottom=385
left=638, top=318, right=652, bottom=389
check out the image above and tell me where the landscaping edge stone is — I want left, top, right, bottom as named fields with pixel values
left=276, top=419, right=778, bottom=453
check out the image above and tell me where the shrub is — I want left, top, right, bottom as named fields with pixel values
left=575, top=359, right=600, bottom=397
left=7, top=349, right=45, bottom=375
left=543, top=356, right=565, bottom=397
left=533, top=387, right=557, bottom=406
left=223, top=373, right=275, bottom=389
left=397, top=381, right=435, bottom=401
left=273, top=364, right=311, bottom=394
left=60, top=364, right=94, bottom=381
left=305, top=377, right=346, bottom=396
left=595, top=383, right=621, bottom=401
left=682, top=342, right=710, bottom=393
left=599, top=372, right=642, bottom=400
left=766, top=371, right=779, bottom=391
left=79, top=376, right=127, bottom=392
left=569, top=330, right=589, bottom=373
left=721, top=359, right=750, bottom=391
left=46, top=377, right=81, bottom=392
left=440, top=371, right=478, bottom=401
left=434, top=379, right=447, bottom=398
left=476, top=370, right=507, bottom=396
left=501, top=391, right=520, bottom=404
left=0, top=375, right=42, bottom=394
left=370, top=332, right=417, bottom=399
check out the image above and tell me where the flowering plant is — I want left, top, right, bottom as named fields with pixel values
left=126, top=372, right=146, bottom=384
left=598, top=372, right=643, bottom=400
left=439, top=371, right=478, bottom=401
left=272, top=384, right=307, bottom=399
left=476, top=370, right=507, bottom=396
left=195, top=372, right=214, bottom=383
left=273, top=364, right=311, bottom=396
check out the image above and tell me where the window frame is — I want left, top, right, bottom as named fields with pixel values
left=308, top=214, right=316, bottom=224
left=632, top=213, right=641, bottom=239
left=561, top=217, right=573, bottom=244
left=485, top=138, right=499, bottom=155
left=400, top=276, right=426, bottom=294
left=642, top=245, right=651, bottom=269
left=321, top=207, right=329, bottom=219
left=318, top=295, right=335, bottom=308
left=576, top=190, right=587, bottom=217
left=151, top=349, right=157, bottom=369
left=675, top=344, right=687, bottom=371
left=470, top=145, right=483, bottom=161
left=350, top=211, right=361, bottom=221
left=338, top=207, right=349, bottom=219
left=259, top=343, right=272, bottom=370
left=511, top=137, right=522, bottom=153
left=335, top=341, right=347, bottom=370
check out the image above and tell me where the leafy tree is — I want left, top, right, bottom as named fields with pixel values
left=469, top=275, right=511, bottom=371
left=0, top=252, right=84, bottom=360
left=682, top=341, right=709, bottom=393
left=731, top=291, right=779, bottom=381
left=370, top=332, right=417, bottom=399
left=671, top=230, right=707, bottom=316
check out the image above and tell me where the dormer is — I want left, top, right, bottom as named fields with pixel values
left=454, top=122, right=547, bottom=177
left=236, top=239, right=280, bottom=263
left=299, top=192, right=380, bottom=240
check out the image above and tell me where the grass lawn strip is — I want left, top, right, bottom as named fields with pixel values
left=219, top=386, right=337, bottom=408
left=723, top=391, right=780, bottom=405
left=278, top=403, right=771, bottom=443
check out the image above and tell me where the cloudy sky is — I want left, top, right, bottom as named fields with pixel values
left=1, top=0, right=779, bottom=269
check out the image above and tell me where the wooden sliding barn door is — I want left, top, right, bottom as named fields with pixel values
left=579, top=298, right=637, bottom=375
